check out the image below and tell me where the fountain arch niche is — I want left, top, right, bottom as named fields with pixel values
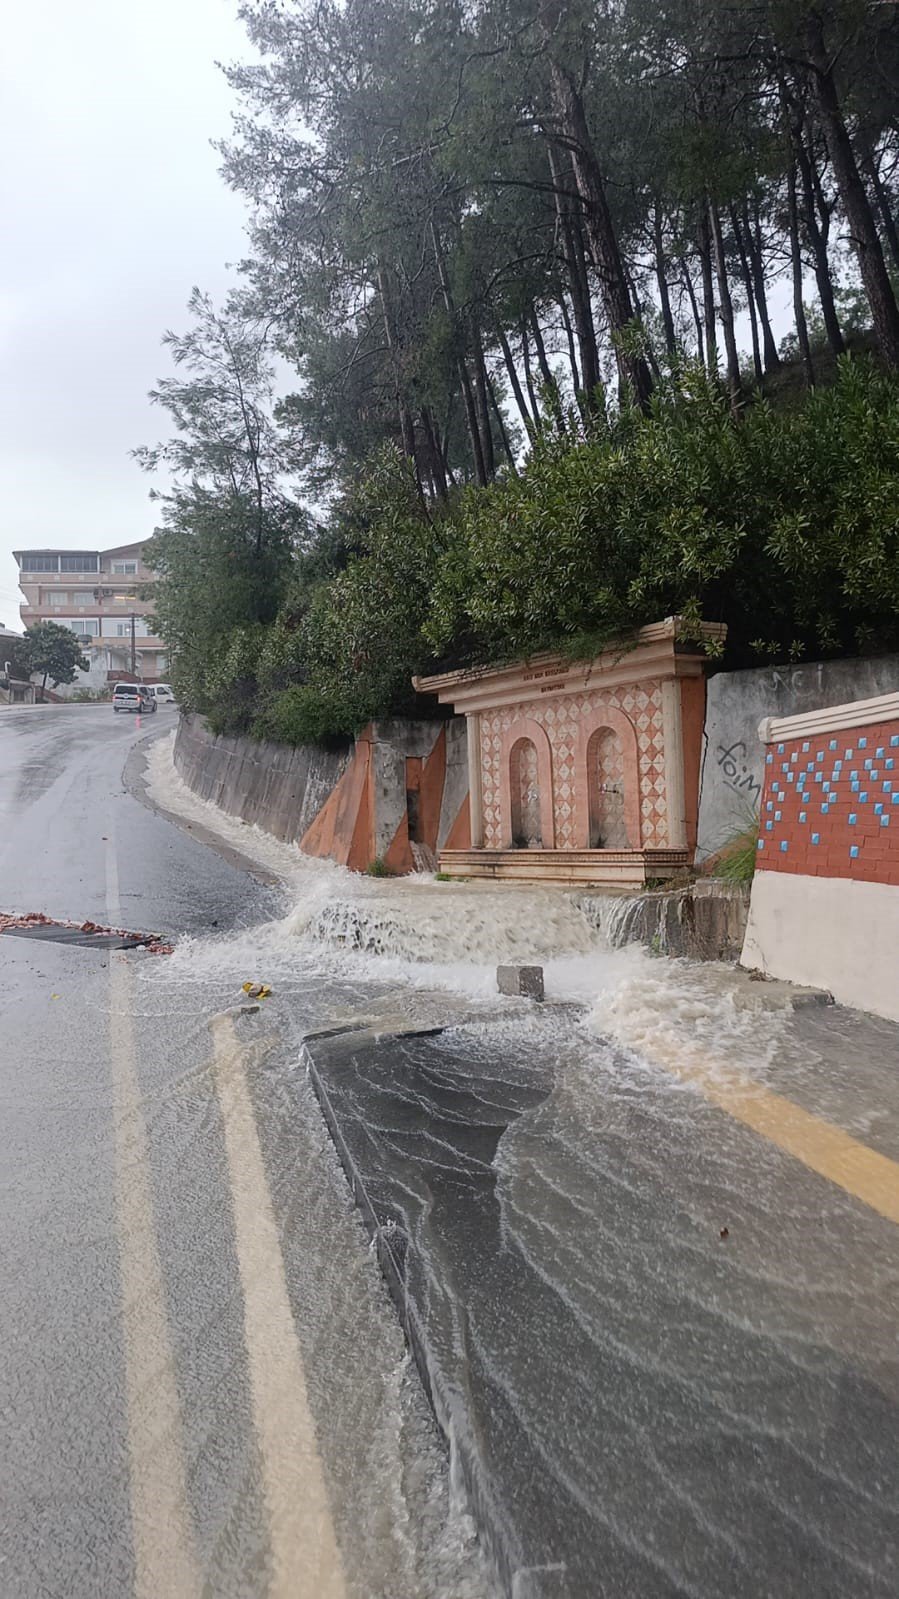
left=500, top=719, right=555, bottom=849
left=413, top=616, right=722, bottom=886
left=586, top=726, right=627, bottom=848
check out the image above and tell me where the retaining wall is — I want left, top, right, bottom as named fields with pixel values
left=174, top=715, right=352, bottom=844
left=697, top=654, right=899, bottom=861
left=173, top=713, right=470, bottom=871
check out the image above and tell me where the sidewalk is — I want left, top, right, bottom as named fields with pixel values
left=303, top=991, right=899, bottom=1598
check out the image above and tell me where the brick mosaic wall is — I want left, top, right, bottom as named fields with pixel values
left=757, top=720, right=899, bottom=886
left=479, top=681, right=667, bottom=850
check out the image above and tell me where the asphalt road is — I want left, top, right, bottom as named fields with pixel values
left=0, top=706, right=489, bottom=1599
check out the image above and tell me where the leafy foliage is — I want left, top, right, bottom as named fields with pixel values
left=10, top=623, right=89, bottom=700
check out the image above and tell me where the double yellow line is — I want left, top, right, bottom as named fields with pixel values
left=105, top=836, right=345, bottom=1599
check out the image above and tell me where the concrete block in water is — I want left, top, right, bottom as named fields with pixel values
left=497, top=964, right=544, bottom=1001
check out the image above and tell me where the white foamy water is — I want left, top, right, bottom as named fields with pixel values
left=146, top=729, right=791, bottom=1077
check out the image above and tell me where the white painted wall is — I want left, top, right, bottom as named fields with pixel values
left=742, top=873, right=899, bottom=1022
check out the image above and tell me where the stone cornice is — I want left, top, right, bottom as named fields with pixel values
left=758, top=690, right=899, bottom=746
left=413, top=617, right=725, bottom=715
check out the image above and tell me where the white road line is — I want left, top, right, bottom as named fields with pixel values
left=106, top=840, right=201, bottom=1599
left=209, top=1013, right=347, bottom=1599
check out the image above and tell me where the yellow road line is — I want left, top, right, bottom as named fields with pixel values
left=106, top=842, right=200, bottom=1599
left=209, top=1014, right=347, bottom=1599
left=662, top=1054, right=899, bottom=1227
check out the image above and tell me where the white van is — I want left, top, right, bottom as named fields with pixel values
left=148, top=684, right=177, bottom=706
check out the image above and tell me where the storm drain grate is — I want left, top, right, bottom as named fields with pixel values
left=0, top=913, right=173, bottom=954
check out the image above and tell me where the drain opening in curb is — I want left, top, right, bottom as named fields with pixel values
left=0, top=912, right=174, bottom=954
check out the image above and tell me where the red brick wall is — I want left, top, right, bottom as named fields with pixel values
left=757, top=719, right=899, bottom=886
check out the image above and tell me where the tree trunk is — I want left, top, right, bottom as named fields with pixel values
left=377, top=259, right=418, bottom=466
left=858, top=134, right=899, bottom=277
left=558, top=294, right=580, bottom=394
left=804, top=15, right=899, bottom=367
left=787, top=158, right=815, bottom=388
left=697, top=210, right=717, bottom=371
left=430, top=220, right=487, bottom=485
left=654, top=204, right=677, bottom=356
left=547, top=142, right=601, bottom=400
left=495, top=318, right=535, bottom=439
left=543, top=51, right=653, bottom=409
left=472, top=333, right=496, bottom=479
left=795, top=123, right=845, bottom=356
left=730, top=205, right=763, bottom=385
left=530, top=311, right=565, bottom=432
left=681, top=259, right=705, bottom=364
left=708, top=200, right=742, bottom=408
left=521, top=317, right=540, bottom=422
left=487, top=373, right=519, bottom=474
left=743, top=201, right=781, bottom=371
left=420, top=404, right=448, bottom=500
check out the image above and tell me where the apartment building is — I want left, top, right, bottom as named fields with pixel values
left=14, top=541, right=167, bottom=693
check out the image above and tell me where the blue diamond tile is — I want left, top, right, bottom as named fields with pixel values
left=893, top=794, right=899, bottom=805
left=757, top=839, right=765, bottom=850
left=790, top=752, right=798, bottom=763
left=787, top=773, right=795, bottom=784
left=850, top=845, right=859, bottom=859
left=859, top=737, right=868, bottom=749
left=849, top=813, right=858, bottom=825
left=884, top=783, right=892, bottom=793
left=881, top=815, right=890, bottom=828
left=766, top=752, right=773, bottom=765
left=816, top=751, right=824, bottom=762
left=799, top=811, right=807, bottom=823
left=852, top=782, right=860, bottom=792
left=850, top=770, right=859, bottom=780
left=844, top=748, right=854, bottom=758
left=766, top=800, right=773, bottom=811
left=803, top=741, right=810, bottom=752
left=780, top=841, right=788, bottom=853
left=887, top=759, right=895, bottom=770
left=823, top=781, right=831, bottom=791
left=891, top=735, right=899, bottom=747
left=875, top=803, right=884, bottom=815
left=871, top=769, right=880, bottom=780
left=876, top=747, right=885, bottom=759
left=815, top=774, right=824, bottom=784
left=860, top=792, right=869, bottom=803
left=775, top=810, right=782, bottom=821
left=811, top=833, right=820, bottom=845
left=777, top=743, right=785, bottom=754
left=828, top=740, right=837, bottom=751
left=864, top=759, right=873, bottom=770
left=803, top=791, right=811, bottom=803
left=822, top=805, right=829, bottom=816
left=765, top=820, right=773, bottom=831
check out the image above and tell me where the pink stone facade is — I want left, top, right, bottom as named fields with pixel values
left=480, top=681, right=667, bottom=850
left=414, top=619, right=721, bottom=885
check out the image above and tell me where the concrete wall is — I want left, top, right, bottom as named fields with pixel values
left=174, top=713, right=470, bottom=871
left=697, top=655, right=899, bottom=860
left=174, top=714, right=352, bottom=844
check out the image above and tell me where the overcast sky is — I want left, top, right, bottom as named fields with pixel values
left=0, top=0, right=252, bottom=627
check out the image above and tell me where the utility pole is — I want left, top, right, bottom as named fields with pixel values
left=130, top=613, right=136, bottom=678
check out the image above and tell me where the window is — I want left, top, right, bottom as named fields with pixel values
left=20, top=555, right=59, bottom=573
left=59, top=554, right=99, bottom=573
left=112, top=560, right=138, bottom=575
left=47, top=591, right=70, bottom=605
left=59, top=617, right=99, bottom=636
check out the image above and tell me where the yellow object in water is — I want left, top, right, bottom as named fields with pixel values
left=241, top=982, right=272, bottom=1000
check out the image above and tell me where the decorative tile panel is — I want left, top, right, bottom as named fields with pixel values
left=479, top=681, right=667, bottom=850
left=756, top=718, right=899, bottom=885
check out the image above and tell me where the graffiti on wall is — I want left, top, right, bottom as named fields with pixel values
left=716, top=739, right=762, bottom=805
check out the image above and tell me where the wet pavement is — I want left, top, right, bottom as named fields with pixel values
left=2, top=705, right=898, bottom=1599
left=0, top=707, right=491, bottom=1599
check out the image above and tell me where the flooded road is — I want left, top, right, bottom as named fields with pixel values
left=0, top=708, right=490, bottom=1599
left=2, top=708, right=897, bottom=1597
